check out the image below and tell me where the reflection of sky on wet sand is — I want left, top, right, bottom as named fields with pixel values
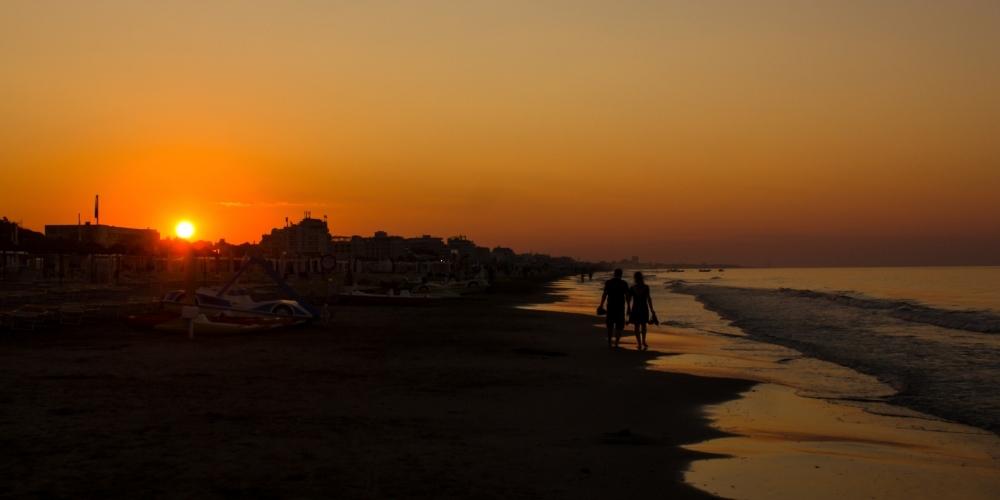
left=525, top=274, right=1000, bottom=500
left=686, top=384, right=1000, bottom=500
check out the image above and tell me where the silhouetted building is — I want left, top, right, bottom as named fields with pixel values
left=331, top=236, right=358, bottom=261
left=474, top=246, right=492, bottom=263
left=491, top=246, right=516, bottom=262
left=447, top=235, right=477, bottom=257
left=45, top=223, right=159, bottom=253
left=406, top=235, right=448, bottom=259
left=259, top=215, right=332, bottom=257
left=364, top=231, right=406, bottom=261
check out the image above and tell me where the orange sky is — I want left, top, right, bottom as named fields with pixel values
left=2, top=1, right=998, bottom=265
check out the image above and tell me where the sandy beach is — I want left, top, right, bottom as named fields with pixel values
left=4, top=276, right=999, bottom=499
left=5, top=1, right=1000, bottom=497
left=0, top=279, right=751, bottom=499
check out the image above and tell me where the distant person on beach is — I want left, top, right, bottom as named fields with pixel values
left=598, top=268, right=630, bottom=347
left=628, top=271, right=656, bottom=350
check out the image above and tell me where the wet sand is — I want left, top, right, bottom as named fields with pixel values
left=646, top=292, right=1000, bottom=500
left=647, top=328, right=1000, bottom=499
left=527, top=276, right=1000, bottom=499
left=0, top=281, right=751, bottom=499
left=684, top=384, right=1000, bottom=499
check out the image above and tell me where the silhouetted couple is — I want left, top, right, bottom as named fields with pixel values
left=598, top=269, right=656, bottom=350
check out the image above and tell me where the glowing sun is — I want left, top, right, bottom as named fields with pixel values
left=175, top=220, right=195, bottom=240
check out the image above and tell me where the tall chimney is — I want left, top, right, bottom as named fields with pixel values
left=94, top=195, right=100, bottom=225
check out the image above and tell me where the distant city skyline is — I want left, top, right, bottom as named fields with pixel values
left=2, top=1, right=998, bottom=266
left=6, top=210, right=998, bottom=267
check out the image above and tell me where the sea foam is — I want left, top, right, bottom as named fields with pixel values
left=672, top=283, right=1000, bottom=432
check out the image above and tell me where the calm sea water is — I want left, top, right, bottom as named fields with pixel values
left=673, top=266, right=1000, bottom=312
left=536, top=266, right=1000, bottom=318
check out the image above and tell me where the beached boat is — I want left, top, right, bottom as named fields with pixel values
left=132, top=256, right=320, bottom=335
left=161, top=288, right=315, bottom=319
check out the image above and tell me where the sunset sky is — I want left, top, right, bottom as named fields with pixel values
left=2, top=1, right=998, bottom=265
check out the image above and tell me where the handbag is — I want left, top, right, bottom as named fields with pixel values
left=596, top=305, right=606, bottom=316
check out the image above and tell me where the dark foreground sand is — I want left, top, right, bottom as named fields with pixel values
left=0, top=280, right=751, bottom=499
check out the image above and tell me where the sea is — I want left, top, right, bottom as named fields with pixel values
left=683, top=266, right=1000, bottom=312
left=524, top=266, right=1000, bottom=498
left=543, top=265, right=1000, bottom=314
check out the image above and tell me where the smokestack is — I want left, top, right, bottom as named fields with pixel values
left=94, top=195, right=100, bottom=225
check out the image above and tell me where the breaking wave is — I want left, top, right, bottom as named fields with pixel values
left=672, top=283, right=1000, bottom=432
left=775, top=287, right=1000, bottom=333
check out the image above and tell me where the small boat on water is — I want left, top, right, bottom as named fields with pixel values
left=666, top=268, right=685, bottom=273
left=698, top=269, right=712, bottom=273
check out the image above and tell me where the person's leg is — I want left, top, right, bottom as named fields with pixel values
left=606, top=320, right=613, bottom=348
left=634, top=323, right=642, bottom=350
left=614, top=318, right=622, bottom=347
left=641, top=324, right=648, bottom=349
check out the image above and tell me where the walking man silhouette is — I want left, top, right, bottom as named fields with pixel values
left=599, top=268, right=630, bottom=348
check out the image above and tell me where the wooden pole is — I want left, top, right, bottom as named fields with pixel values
left=183, top=242, right=197, bottom=339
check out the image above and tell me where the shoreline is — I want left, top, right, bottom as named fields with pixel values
left=650, top=286, right=1000, bottom=499
left=529, top=275, right=1000, bottom=499
left=0, top=278, right=753, bottom=498
left=671, top=283, right=1000, bottom=432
